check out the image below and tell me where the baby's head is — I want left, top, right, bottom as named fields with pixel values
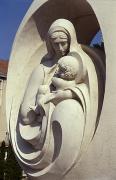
left=57, top=56, right=82, bottom=81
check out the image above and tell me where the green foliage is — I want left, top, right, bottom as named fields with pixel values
left=0, top=142, right=22, bottom=180
left=0, top=141, right=5, bottom=179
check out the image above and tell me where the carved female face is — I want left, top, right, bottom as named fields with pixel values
left=50, top=31, right=69, bottom=58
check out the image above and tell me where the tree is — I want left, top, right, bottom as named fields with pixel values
left=4, top=143, right=22, bottom=180
left=0, top=141, right=5, bottom=180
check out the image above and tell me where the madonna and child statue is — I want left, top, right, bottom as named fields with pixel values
left=6, top=16, right=105, bottom=180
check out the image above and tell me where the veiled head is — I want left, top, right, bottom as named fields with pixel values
left=47, top=19, right=80, bottom=58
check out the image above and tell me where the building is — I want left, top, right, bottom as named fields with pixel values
left=0, top=60, right=8, bottom=145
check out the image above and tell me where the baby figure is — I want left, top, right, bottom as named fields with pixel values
left=30, top=55, right=83, bottom=115
left=52, top=55, right=83, bottom=90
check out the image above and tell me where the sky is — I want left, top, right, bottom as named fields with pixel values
left=91, top=31, right=103, bottom=46
left=0, top=0, right=102, bottom=61
left=0, top=0, right=33, bottom=60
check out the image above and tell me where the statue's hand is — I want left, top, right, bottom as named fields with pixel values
left=30, top=105, right=37, bottom=111
left=29, top=97, right=45, bottom=117
left=43, top=92, right=56, bottom=104
left=45, top=90, right=73, bottom=104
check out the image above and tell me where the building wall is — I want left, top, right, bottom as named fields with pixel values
left=0, top=79, right=7, bottom=145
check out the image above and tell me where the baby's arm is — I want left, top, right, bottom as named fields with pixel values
left=43, top=89, right=76, bottom=105
left=52, top=77, right=76, bottom=90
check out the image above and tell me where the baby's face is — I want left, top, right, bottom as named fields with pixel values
left=57, top=55, right=81, bottom=81
left=57, top=65, right=65, bottom=79
left=57, top=65, right=75, bottom=80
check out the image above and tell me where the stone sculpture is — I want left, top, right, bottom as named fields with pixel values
left=20, top=19, right=88, bottom=150
left=7, top=18, right=103, bottom=180
left=6, top=0, right=107, bottom=177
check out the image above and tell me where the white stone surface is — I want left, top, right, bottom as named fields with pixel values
left=76, top=1, right=116, bottom=180
left=6, top=10, right=100, bottom=180
left=7, top=0, right=116, bottom=180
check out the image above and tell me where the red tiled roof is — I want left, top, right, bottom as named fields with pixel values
left=0, top=60, right=8, bottom=77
